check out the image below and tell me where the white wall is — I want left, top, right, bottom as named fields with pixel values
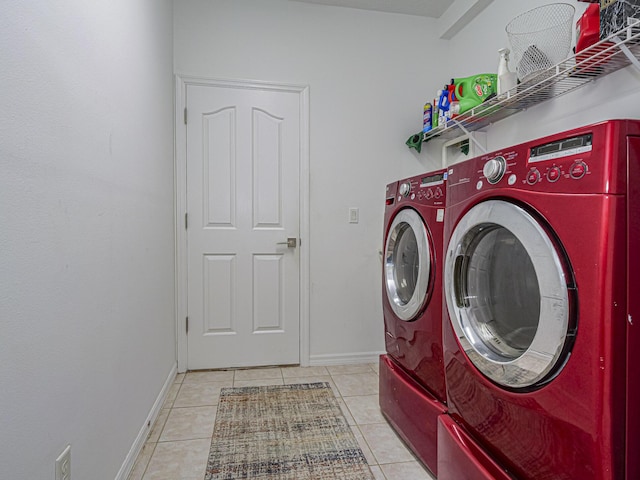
left=0, top=1, right=175, bottom=479
left=424, top=0, right=640, bottom=158
left=174, top=0, right=448, bottom=361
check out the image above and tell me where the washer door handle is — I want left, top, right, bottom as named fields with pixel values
left=453, top=254, right=470, bottom=308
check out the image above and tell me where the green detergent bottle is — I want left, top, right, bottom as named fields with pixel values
left=449, top=74, right=497, bottom=116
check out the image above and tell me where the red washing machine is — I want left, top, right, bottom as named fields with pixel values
left=439, top=119, right=640, bottom=480
left=379, top=170, right=448, bottom=475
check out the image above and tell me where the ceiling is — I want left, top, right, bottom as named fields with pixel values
left=289, top=0, right=452, bottom=18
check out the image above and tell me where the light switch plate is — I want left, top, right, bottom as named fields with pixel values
left=349, top=207, right=359, bottom=223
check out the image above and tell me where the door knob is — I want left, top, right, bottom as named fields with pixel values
left=277, top=237, right=297, bottom=248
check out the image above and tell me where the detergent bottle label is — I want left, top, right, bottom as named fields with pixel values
left=452, top=74, right=498, bottom=114
left=423, top=103, right=432, bottom=133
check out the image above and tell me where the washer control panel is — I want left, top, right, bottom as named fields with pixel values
left=522, top=133, right=592, bottom=186
left=446, top=121, right=631, bottom=203
left=456, top=132, right=594, bottom=191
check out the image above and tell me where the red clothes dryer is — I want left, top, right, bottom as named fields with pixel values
left=379, top=170, right=448, bottom=475
left=439, top=120, right=640, bottom=480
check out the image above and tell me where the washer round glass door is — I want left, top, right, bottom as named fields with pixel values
left=385, top=208, right=432, bottom=321
left=444, top=200, right=571, bottom=389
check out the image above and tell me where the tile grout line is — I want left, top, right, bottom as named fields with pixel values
left=329, top=367, right=385, bottom=473
left=132, top=375, right=179, bottom=480
left=136, top=442, right=157, bottom=480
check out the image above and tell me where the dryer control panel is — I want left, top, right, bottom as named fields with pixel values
left=396, top=171, right=446, bottom=207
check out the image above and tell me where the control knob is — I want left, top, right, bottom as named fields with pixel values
left=570, top=161, right=587, bottom=179
left=526, top=168, right=541, bottom=185
left=399, top=182, right=411, bottom=197
left=547, top=166, right=561, bottom=182
left=483, top=156, right=506, bottom=184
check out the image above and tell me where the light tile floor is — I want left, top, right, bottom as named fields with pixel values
left=128, top=363, right=436, bottom=480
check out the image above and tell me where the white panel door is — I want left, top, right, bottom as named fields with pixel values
left=186, top=83, right=301, bottom=370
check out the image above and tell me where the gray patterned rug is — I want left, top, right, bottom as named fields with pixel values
left=205, top=382, right=375, bottom=479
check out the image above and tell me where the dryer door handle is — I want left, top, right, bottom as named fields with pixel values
left=453, top=254, right=471, bottom=308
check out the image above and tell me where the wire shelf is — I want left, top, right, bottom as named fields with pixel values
left=420, top=19, right=640, bottom=144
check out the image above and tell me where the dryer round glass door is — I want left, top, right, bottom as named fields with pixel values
left=385, top=208, right=432, bottom=321
left=444, top=200, right=572, bottom=389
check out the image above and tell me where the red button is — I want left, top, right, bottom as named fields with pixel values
left=434, top=187, right=443, bottom=199
left=547, top=166, right=561, bottom=182
left=526, top=168, right=540, bottom=185
left=426, top=189, right=434, bottom=199
left=570, top=161, right=587, bottom=179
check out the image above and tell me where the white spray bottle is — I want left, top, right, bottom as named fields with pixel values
left=497, top=48, right=517, bottom=95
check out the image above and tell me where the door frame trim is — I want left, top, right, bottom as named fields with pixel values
left=174, top=74, right=311, bottom=373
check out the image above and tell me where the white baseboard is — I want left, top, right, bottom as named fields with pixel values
left=308, top=351, right=384, bottom=366
left=115, top=363, right=177, bottom=480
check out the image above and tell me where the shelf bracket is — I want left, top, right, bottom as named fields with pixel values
left=449, top=119, right=488, bottom=154
left=613, top=18, right=640, bottom=73
left=613, top=36, right=640, bottom=73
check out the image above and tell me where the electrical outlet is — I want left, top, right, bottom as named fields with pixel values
left=56, top=445, right=71, bottom=480
left=348, top=207, right=359, bottom=224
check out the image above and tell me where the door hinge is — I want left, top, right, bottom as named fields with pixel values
left=186, top=316, right=189, bottom=334
left=184, top=107, right=187, bottom=125
left=185, top=212, right=188, bottom=229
